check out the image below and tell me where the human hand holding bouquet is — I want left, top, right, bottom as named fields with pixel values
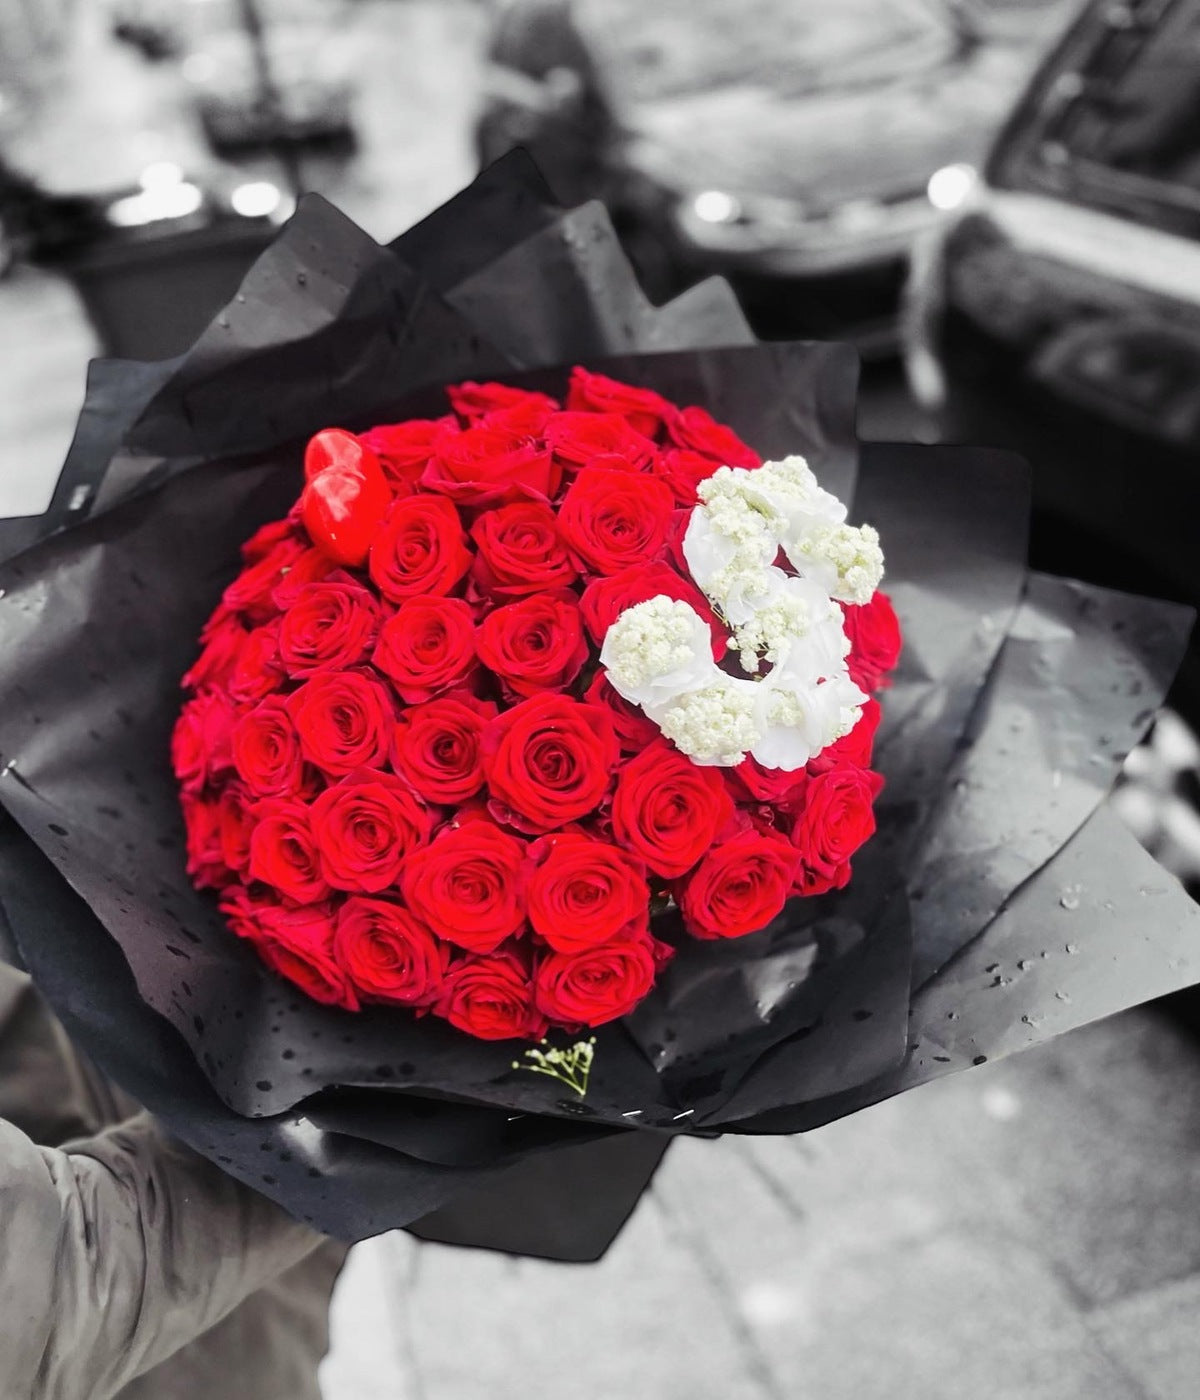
left=175, top=369, right=899, bottom=1040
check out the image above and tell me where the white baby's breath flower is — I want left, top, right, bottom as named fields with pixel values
left=752, top=455, right=847, bottom=529
left=653, top=677, right=762, bottom=767
left=783, top=521, right=884, bottom=605
left=599, top=595, right=717, bottom=709
left=750, top=672, right=867, bottom=771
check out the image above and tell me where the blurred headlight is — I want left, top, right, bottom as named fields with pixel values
left=926, top=164, right=977, bottom=213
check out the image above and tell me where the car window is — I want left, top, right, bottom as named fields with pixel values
left=995, top=0, right=1200, bottom=237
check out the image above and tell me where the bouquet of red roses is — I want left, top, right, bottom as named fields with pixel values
left=175, top=367, right=898, bottom=1042
left=0, top=155, right=1195, bottom=1260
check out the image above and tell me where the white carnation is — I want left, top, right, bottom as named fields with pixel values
left=599, top=595, right=718, bottom=709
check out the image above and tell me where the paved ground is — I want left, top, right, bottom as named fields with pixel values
left=5, top=7, right=1200, bottom=1398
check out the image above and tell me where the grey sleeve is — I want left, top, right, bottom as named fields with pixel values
left=0, top=1112, right=325, bottom=1400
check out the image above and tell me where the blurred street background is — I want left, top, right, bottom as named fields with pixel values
left=2, top=1, right=1200, bottom=1396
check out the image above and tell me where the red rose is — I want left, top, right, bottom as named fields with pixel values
left=476, top=593, right=588, bottom=699
left=566, top=367, right=671, bottom=438
left=277, top=580, right=380, bottom=678
left=543, top=412, right=657, bottom=473
left=310, top=770, right=432, bottom=893
left=656, top=447, right=723, bottom=506
left=557, top=467, right=674, bottom=576
left=270, top=546, right=340, bottom=611
left=790, top=765, right=884, bottom=896
left=448, top=381, right=558, bottom=422
left=181, top=611, right=247, bottom=692
left=579, top=561, right=725, bottom=658
left=677, top=829, right=799, bottom=939
left=287, top=670, right=395, bottom=777
left=172, top=690, right=237, bottom=794
left=401, top=820, right=526, bottom=952
left=475, top=397, right=557, bottom=438
left=666, top=405, right=760, bottom=468
left=422, top=424, right=559, bottom=505
left=808, top=697, right=881, bottom=774
left=526, top=834, right=649, bottom=953
left=470, top=502, right=577, bottom=599
left=228, top=621, right=285, bottom=705
left=371, top=596, right=478, bottom=704
left=334, top=896, right=448, bottom=1005
left=724, top=758, right=807, bottom=809
left=533, top=933, right=660, bottom=1027
left=369, top=495, right=472, bottom=603
left=435, top=952, right=546, bottom=1041
left=231, top=696, right=305, bottom=798
left=182, top=788, right=251, bottom=889
left=584, top=672, right=660, bottom=752
left=842, top=591, right=902, bottom=693
left=247, top=799, right=330, bottom=905
left=610, top=739, right=734, bottom=878
left=483, top=693, right=618, bottom=833
left=358, top=417, right=455, bottom=489
left=222, top=530, right=307, bottom=623
left=233, top=898, right=359, bottom=1010
left=240, top=517, right=301, bottom=566
left=391, top=694, right=494, bottom=804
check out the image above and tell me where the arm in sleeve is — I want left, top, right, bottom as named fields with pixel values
left=0, top=1112, right=325, bottom=1400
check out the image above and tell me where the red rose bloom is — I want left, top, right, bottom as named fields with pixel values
left=236, top=899, right=359, bottom=1010
left=526, top=834, right=649, bottom=953
left=842, top=591, right=902, bottom=693
left=435, top=952, right=546, bottom=1041
left=247, top=799, right=330, bottom=905
left=230, top=696, right=305, bottom=798
left=543, top=412, right=657, bottom=473
left=401, top=820, right=526, bottom=953
left=470, top=502, right=577, bottom=600
left=241, top=517, right=300, bottom=566
left=656, top=447, right=723, bottom=506
left=270, top=547, right=340, bottom=611
left=791, top=766, right=884, bottom=896
left=277, top=580, right=380, bottom=678
left=334, top=896, right=448, bottom=1005
left=215, top=784, right=253, bottom=876
left=181, top=793, right=230, bottom=890
left=448, top=381, right=558, bottom=422
left=358, top=416, right=455, bottom=489
left=579, top=561, right=724, bottom=657
left=677, top=829, right=799, bottom=939
left=227, top=621, right=285, bottom=705
left=483, top=693, right=618, bottom=833
left=666, top=405, right=760, bottom=468
left=534, top=934, right=660, bottom=1027
left=422, top=424, right=559, bottom=505
left=557, top=467, right=674, bottom=576
left=476, top=593, right=588, bottom=699
left=287, top=670, right=394, bottom=777
left=181, top=612, right=247, bottom=692
left=369, top=495, right=472, bottom=603
left=566, top=366, right=671, bottom=438
left=724, top=757, right=808, bottom=809
left=371, top=595, right=478, bottom=704
left=610, top=739, right=734, bottom=878
left=172, top=690, right=236, bottom=794
left=310, top=770, right=432, bottom=893
left=222, top=531, right=307, bottom=623
left=391, top=694, right=494, bottom=804
left=583, top=672, right=660, bottom=752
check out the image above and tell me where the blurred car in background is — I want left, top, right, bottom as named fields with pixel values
left=905, top=0, right=1200, bottom=713
left=476, top=0, right=1081, bottom=348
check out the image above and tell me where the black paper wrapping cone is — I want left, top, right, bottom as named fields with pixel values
left=0, top=162, right=1195, bottom=1256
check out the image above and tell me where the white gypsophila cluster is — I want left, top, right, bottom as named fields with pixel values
left=600, top=452, right=881, bottom=771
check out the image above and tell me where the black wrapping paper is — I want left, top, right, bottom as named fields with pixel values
left=0, top=163, right=1196, bottom=1254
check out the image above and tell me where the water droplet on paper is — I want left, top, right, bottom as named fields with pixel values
left=1060, top=893, right=1080, bottom=911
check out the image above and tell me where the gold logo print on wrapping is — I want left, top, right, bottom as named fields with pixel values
left=513, top=1038, right=597, bottom=1098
